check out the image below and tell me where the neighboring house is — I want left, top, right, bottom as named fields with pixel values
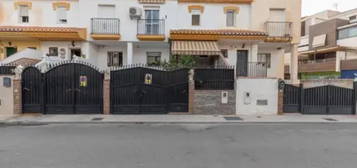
left=0, top=0, right=300, bottom=80
left=294, top=9, right=357, bottom=80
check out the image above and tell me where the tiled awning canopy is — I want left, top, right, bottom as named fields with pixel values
left=171, top=41, right=221, bottom=56
left=0, top=26, right=87, bottom=41
left=170, top=29, right=267, bottom=41
left=138, top=0, right=165, bottom=4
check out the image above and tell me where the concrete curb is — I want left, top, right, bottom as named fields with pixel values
left=1, top=120, right=357, bottom=126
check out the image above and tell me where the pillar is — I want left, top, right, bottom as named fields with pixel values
left=336, top=51, right=345, bottom=72
left=103, top=71, right=110, bottom=115
left=188, top=69, right=195, bottom=114
left=290, top=44, right=299, bottom=84
left=127, top=42, right=133, bottom=65
left=13, top=79, right=22, bottom=115
left=250, top=44, right=258, bottom=62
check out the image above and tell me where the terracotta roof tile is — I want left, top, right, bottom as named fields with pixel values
left=170, top=29, right=267, bottom=36
left=0, top=26, right=85, bottom=33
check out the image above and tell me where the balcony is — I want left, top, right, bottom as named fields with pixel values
left=341, top=59, right=357, bottom=70
left=237, top=62, right=268, bottom=78
left=90, top=18, right=120, bottom=40
left=298, top=58, right=336, bottom=73
left=265, top=21, right=292, bottom=42
left=137, top=19, right=165, bottom=41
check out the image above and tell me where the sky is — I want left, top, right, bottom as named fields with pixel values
left=302, top=0, right=357, bottom=16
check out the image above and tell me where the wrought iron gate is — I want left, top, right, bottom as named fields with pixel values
left=283, top=84, right=356, bottom=115
left=22, top=63, right=103, bottom=114
left=110, top=66, right=188, bottom=114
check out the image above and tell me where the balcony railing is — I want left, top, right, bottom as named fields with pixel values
left=137, top=19, right=165, bottom=35
left=298, top=58, right=336, bottom=73
left=91, top=18, right=120, bottom=34
left=265, top=21, right=292, bottom=38
left=237, top=62, right=268, bottom=78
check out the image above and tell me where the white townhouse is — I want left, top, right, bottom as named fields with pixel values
left=0, top=0, right=301, bottom=81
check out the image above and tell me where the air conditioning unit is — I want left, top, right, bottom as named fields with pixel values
left=129, top=7, right=142, bottom=20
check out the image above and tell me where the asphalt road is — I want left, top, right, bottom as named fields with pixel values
left=1, top=123, right=357, bottom=168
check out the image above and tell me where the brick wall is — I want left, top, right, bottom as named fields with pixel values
left=192, top=90, right=235, bottom=115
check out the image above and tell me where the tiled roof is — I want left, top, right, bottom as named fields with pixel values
left=170, top=29, right=267, bottom=36
left=0, top=26, right=85, bottom=33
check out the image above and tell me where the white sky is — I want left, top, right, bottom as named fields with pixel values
left=302, top=0, right=357, bottom=16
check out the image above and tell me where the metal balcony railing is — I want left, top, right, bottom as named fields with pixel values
left=91, top=18, right=120, bottom=34
left=265, top=21, right=292, bottom=38
left=237, top=62, right=268, bottom=78
left=137, top=19, right=165, bottom=35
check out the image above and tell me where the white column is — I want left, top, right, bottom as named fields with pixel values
left=336, top=51, right=345, bottom=72
left=127, top=42, right=133, bottom=65
left=290, top=44, right=299, bottom=84
left=250, top=44, right=258, bottom=62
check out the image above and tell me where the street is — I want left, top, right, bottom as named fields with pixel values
left=1, top=123, right=357, bottom=168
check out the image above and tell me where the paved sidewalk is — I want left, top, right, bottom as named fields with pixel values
left=1, top=113, right=357, bottom=124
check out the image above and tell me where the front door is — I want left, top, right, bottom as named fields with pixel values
left=145, top=9, right=160, bottom=34
left=6, top=47, right=17, bottom=57
left=236, top=50, right=248, bottom=77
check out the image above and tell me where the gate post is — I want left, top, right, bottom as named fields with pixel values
left=188, top=69, right=195, bottom=113
left=103, top=71, right=111, bottom=115
left=299, top=83, right=304, bottom=113
left=13, top=67, right=23, bottom=115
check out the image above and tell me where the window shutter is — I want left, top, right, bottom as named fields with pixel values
left=226, top=10, right=234, bottom=27
left=57, top=7, right=67, bottom=23
left=19, top=6, right=29, bottom=16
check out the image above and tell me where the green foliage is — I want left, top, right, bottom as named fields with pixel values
left=160, top=55, right=197, bottom=70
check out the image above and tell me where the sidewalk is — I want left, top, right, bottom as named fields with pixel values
left=2, top=113, right=357, bottom=124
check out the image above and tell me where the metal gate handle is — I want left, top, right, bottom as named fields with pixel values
left=23, top=88, right=30, bottom=92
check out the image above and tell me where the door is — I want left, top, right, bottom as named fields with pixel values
left=98, top=5, right=115, bottom=18
left=269, top=9, right=286, bottom=36
left=236, top=50, right=248, bottom=77
left=145, top=9, right=160, bottom=34
left=6, top=47, right=17, bottom=57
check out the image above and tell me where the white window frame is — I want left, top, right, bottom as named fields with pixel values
left=56, top=6, right=67, bottom=24
left=107, top=51, right=123, bottom=67
left=191, top=9, right=201, bottom=26
left=226, top=10, right=236, bottom=27
left=18, top=5, right=29, bottom=23
left=147, top=52, right=162, bottom=66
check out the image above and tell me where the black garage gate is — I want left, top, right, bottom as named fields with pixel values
left=283, top=83, right=357, bottom=115
left=22, top=62, right=103, bottom=114
left=110, top=66, right=189, bottom=114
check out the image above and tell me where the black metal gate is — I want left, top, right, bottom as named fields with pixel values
left=110, top=66, right=188, bottom=114
left=22, top=63, right=103, bottom=114
left=22, top=67, right=43, bottom=113
left=283, top=84, right=301, bottom=113
left=283, top=83, right=356, bottom=115
left=303, top=85, right=354, bottom=115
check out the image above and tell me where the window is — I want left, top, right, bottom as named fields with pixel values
left=48, top=47, right=58, bottom=56
left=57, top=7, right=67, bottom=24
left=226, top=10, right=235, bottom=27
left=147, top=52, right=161, bottom=66
left=107, top=51, right=123, bottom=67
left=145, top=9, right=160, bottom=34
left=191, top=10, right=201, bottom=26
left=301, top=21, right=306, bottom=36
left=349, top=15, right=357, bottom=21
left=221, top=49, right=228, bottom=58
left=98, top=5, right=115, bottom=18
left=338, top=26, right=357, bottom=39
left=19, top=5, right=29, bottom=23
left=258, top=53, right=271, bottom=68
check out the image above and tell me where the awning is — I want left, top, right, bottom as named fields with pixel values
left=171, top=41, right=221, bottom=56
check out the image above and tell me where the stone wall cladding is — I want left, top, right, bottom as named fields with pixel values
left=193, top=90, right=235, bottom=115
left=103, top=79, right=110, bottom=115
left=13, top=79, right=22, bottom=115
